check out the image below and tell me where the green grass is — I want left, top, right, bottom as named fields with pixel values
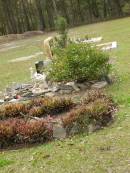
left=0, top=17, right=130, bottom=173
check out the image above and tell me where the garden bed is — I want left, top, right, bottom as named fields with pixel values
left=0, top=90, right=116, bottom=149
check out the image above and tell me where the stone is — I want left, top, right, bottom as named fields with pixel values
left=9, top=99, right=19, bottom=103
left=58, top=83, right=74, bottom=94
left=0, top=99, right=4, bottom=105
left=59, top=89, right=72, bottom=95
left=76, top=83, right=89, bottom=90
left=59, top=84, right=73, bottom=90
left=91, top=81, right=108, bottom=89
left=45, top=92, right=55, bottom=97
left=53, top=122, right=66, bottom=139
left=66, top=82, right=80, bottom=92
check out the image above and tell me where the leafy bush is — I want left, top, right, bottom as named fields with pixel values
left=0, top=118, right=53, bottom=148
left=48, top=43, right=111, bottom=82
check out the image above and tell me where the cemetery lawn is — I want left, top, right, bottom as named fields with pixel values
left=0, top=17, right=130, bottom=173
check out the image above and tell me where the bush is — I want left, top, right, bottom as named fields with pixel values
left=0, top=103, right=28, bottom=120
left=0, top=118, right=53, bottom=148
left=0, top=98, right=74, bottom=120
left=48, top=43, right=111, bottom=82
left=29, top=98, right=74, bottom=117
left=82, top=90, right=111, bottom=104
left=62, top=93, right=115, bottom=136
left=54, top=16, right=68, bottom=48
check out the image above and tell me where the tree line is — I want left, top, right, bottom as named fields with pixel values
left=0, top=0, right=130, bottom=35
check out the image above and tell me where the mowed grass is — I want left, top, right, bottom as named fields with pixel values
left=0, top=17, right=130, bottom=173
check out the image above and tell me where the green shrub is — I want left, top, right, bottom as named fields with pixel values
left=48, top=43, right=111, bottom=82
left=54, top=16, right=68, bottom=48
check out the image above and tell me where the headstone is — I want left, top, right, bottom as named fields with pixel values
left=35, top=61, right=44, bottom=74
left=53, top=122, right=66, bottom=139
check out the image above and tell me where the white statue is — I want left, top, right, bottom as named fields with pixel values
left=29, top=67, right=48, bottom=93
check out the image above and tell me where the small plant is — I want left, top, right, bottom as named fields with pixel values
left=62, top=107, right=89, bottom=136
left=29, top=107, right=43, bottom=117
left=0, top=118, right=53, bottom=148
left=29, top=98, right=74, bottom=117
left=54, top=16, right=68, bottom=48
left=62, top=93, right=115, bottom=136
left=48, top=43, right=111, bottom=82
left=42, top=98, right=74, bottom=115
left=82, top=90, right=109, bottom=104
left=0, top=103, right=28, bottom=120
left=0, top=97, right=74, bottom=119
left=16, top=120, right=53, bottom=144
left=29, top=98, right=45, bottom=107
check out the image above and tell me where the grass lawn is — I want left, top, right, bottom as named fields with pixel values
left=0, top=17, right=130, bottom=173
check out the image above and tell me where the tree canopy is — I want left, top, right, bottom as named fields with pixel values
left=0, top=0, right=130, bottom=35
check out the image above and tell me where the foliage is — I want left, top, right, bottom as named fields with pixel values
left=55, top=16, right=68, bottom=35
left=54, top=16, right=68, bottom=48
left=62, top=91, right=115, bottom=136
left=82, top=90, right=111, bottom=104
left=29, top=98, right=74, bottom=117
left=0, top=98, right=74, bottom=119
left=0, top=159, right=13, bottom=168
left=0, top=103, right=28, bottom=120
left=48, top=43, right=111, bottom=82
left=0, top=118, right=52, bottom=148
left=0, top=0, right=127, bottom=35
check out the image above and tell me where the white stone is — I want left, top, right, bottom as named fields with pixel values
left=91, top=81, right=108, bottom=89
left=66, top=82, right=80, bottom=91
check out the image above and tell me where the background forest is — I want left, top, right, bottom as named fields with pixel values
left=0, top=0, right=130, bottom=35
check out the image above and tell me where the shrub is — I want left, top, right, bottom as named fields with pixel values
left=29, top=98, right=74, bottom=117
left=62, top=107, right=89, bottom=136
left=0, top=98, right=74, bottom=119
left=48, top=43, right=111, bottom=82
left=54, top=16, right=68, bottom=48
left=0, top=103, right=28, bottom=120
left=62, top=96, right=115, bottom=136
left=29, top=107, right=43, bottom=117
left=0, top=119, right=16, bottom=147
left=41, top=98, right=74, bottom=115
left=0, top=118, right=53, bottom=148
left=15, top=120, right=53, bottom=144
left=82, top=90, right=110, bottom=104
left=29, top=98, right=45, bottom=107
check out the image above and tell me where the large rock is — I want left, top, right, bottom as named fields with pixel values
left=66, top=82, right=80, bottom=91
left=91, top=81, right=108, bottom=89
left=53, top=121, right=66, bottom=139
left=76, top=82, right=90, bottom=90
left=58, top=83, right=74, bottom=94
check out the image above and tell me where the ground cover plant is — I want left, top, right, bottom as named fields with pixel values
left=0, top=18, right=130, bottom=173
left=0, top=90, right=115, bottom=149
left=62, top=91, right=116, bottom=136
left=0, top=97, right=74, bottom=120
left=0, top=118, right=53, bottom=148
